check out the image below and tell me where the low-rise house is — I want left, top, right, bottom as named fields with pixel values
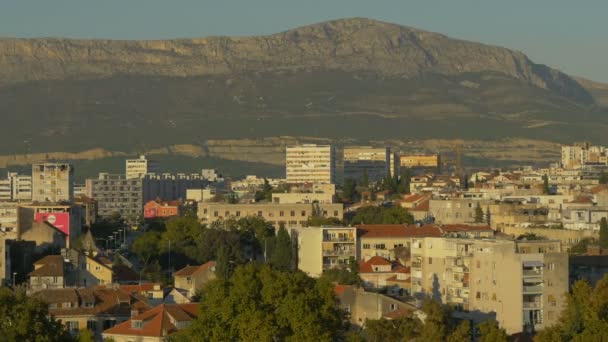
left=103, top=303, right=198, bottom=342
left=334, top=285, right=417, bottom=326
left=35, top=286, right=150, bottom=340
left=173, top=261, right=216, bottom=298
left=120, top=283, right=166, bottom=306
left=359, top=256, right=410, bottom=296
left=144, top=200, right=181, bottom=219
left=29, top=255, right=67, bottom=291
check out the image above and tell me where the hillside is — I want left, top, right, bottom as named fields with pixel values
left=0, top=17, right=606, bottom=168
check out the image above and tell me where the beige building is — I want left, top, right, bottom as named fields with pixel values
left=429, top=198, right=493, bottom=224
left=28, top=255, right=66, bottom=291
left=399, top=154, right=440, bottom=169
left=335, top=285, right=416, bottom=326
left=198, top=202, right=343, bottom=228
left=271, top=191, right=334, bottom=204
left=286, top=144, right=335, bottom=184
left=343, top=146, right=392, bottom=184
left=292, top=227, right=357, bottom=277
left=32, top=162, right=74, bottom=203
left=411, top=237, right=568, bottom=334
left=126, top=155, right=157, bottom=180
left=173, top=261, right=216, bottom=298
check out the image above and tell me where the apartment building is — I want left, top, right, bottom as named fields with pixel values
left=143, top=173, right=209, bottom=203
left=292, top=227, right=357, bottom=277
left=125, top=155, right=157, bottom=180
left=286, top=144, right=335, bottom=184
left=0, top=172, right=32, bottom=201
left=198, top=202, right=343, bottom=228
left=399, top=154, right=440, bottom=169
left=429, top=198, right=493, bottom=224
left=32, top=163, right=74, bottom=203
left=410, top=238, right=568, bottom=334
left=270, top=183, right=336, bottom=204
left=343, top=146, right=392, bottom=184
left=86, top=173, right=143, bottom=221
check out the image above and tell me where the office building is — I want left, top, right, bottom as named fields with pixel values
left=198, top=202, right=343, bottom=229
left=286, top=144, right=335, bottom=184
left=85, top=174, right=142, bottom=221
left=142, top=173, right=208, bottom=203
left=343, top=146, right=391, bottom=184
left=410, top=237, right=568, bottom=334
left=32, top=163, right=74, bottom=203
left=293, top=226, right=357, bottom=277
left=125, top=155, right=157, bottom=180
left=399, top=154, right=440, bottom=169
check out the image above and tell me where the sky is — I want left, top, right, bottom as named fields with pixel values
left=1, top=0, right=606, bottom=82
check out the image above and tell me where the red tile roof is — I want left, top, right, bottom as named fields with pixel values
left=411, top=200, right=430, bottom=211
left=591, top=185, right=608, bottom=194
left=569, top=196, right=594, bottom=204
left=120, top=283, right=163, bottom=294
left=173, top=261, right=216, bottom=277
left=383, top=307, right=411, bottom=320
left=104, top=304, right=198, bottom=338
left=334, top=284, right=352, bottom=296
left=29, top=255, right=65, bottom=277
left=357, top=224, right=442, bottom=238
left=359, top=256, right=393, bottom=273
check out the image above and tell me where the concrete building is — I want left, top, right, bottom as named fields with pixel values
left=201, top=169, right=223, bottom=182
left=198, top=202, right=343, bottom=229
left=410, top=238, right=568, bottom=334
left=343, top=146, right=391, bottom=184
left=292, top=226, right=357, bottom=277
left=399, top=154, right=440, bottom=170
left=286, top=144, right=335, bottom=184
left=86, top=173, right=143, bottom=221
left=32, top=163, right=74, bottom=203
left=0, top=172, right=32, bottom=201
left=429, top=198, right=493, bottom=224
left=335, top=285, right=416, bottom=326
left=125, top=155, right=157, bottom=180
left=0, top=202, right=19, bottom=234
left=18, top=203, right=84, bottom=249
left=143, top=173, right=208, bottom=203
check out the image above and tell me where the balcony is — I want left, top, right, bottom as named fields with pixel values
left=452, top=266, right=469, bottom=273
left=523, top=269, right=543, bottom=277
left=523, top=285, right=543, bottom=294
left=411, top=262, right=422, bottom=269
left=323, top=249, right=355, bottom=256
left=523, top=302, right=542, bottom=309
left=323, top=236, right=354, bottom=243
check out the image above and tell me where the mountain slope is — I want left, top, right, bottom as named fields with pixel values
left=0, top=18, right=605, bottom=159
left=0, top=18, right=593, bottom=104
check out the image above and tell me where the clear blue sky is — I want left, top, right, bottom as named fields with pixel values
left=1, top=0, right=606, bottom=82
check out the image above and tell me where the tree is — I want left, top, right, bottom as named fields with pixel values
left=477, top=320, right=508, bottom=342
left=78, top=329, right=95, bottom=342
left=474, top=203, right=484, bottom=223
left=600, top=217, right=608, bottom=249
left=175, top=264, right=347, bottom=341
left=447, top=320, right=471, bottom=342
left=351, top=206, right=414, bottom=225
left=254, top=178, right=273, bottom=202
left=132, top=231, right=161, bottom=266
left=0, top=287, right=73, bottom=341
left=268, top=226, right=293, bottom=271
left=362, top=169, right=369, bottom=188
left=320, top=258, right=362, bottom=286
left=600, top=171, right=608, bottom=185
left=214, top=245, right=232, bottom=280
left=542, top=174, right=551, bottom=194
left=570, top=238, right=595, bottom=254
left=419, top=298, right=451, bottom=341
left=343, top=178, right=358, bottom=203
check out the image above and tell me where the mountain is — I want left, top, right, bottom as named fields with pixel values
left=0, top=18, right=606, bottom=164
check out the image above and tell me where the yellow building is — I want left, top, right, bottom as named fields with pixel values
left=292, top=227, right=357, bottom=277
left=411, top=237, right=568, bottom=334
left=399, top=154, right=440, bottom=169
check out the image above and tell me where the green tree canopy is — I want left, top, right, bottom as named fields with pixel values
left=267, top=226, right=294, bottom=271
left=474, top=203, right=484, bottom=223
left=0, top=288, right=73, bottom=342
left=173, top=264, right=346, bottom=341
left=600, top=217, right=608, bottom=249
left=351, top=205, right=414, bottom=225
left=477, top=320, right=508, bottom=342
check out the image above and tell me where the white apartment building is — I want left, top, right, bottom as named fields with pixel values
left=31, top=163, right=74, bottom=203
left=0, top=172, right=32, bottom=201
left=286, top=144, right=335, bottom=184
left=125, top=155, right=157, bottom=180
left=292, top=226, right=357, bottom=277
left=411, top=237, right=568, bottom=334
left=343, top=146, right=392, bottom=184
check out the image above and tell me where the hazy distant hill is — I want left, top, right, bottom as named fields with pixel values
left=0, top=18, right=606, bottom=162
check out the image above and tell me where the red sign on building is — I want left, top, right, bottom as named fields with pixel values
left=35, top=212, right=70, bottom=236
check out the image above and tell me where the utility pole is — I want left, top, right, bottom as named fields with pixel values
left=168, top=239, right=171, bottom=271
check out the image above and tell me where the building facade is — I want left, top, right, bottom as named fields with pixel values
left=32, top=163, right=74, bottom=203
left=0, top=172, right=32, bottom=201
left=293, top=227, right=357, bottom=277
left=198, top=202, right=343, bottom=229
left=86, top=173, right=143, bottom=221
left=125, top=155, right=157, bottom=180
left=343, top=146, right=391, bottom=184
left=410, top=238, right=568, bottom=334
left=142, top=173, right=208, bottom=203
left=399, top=154, right=440, bottom=169
left=286, top=144, right=335, bottom=184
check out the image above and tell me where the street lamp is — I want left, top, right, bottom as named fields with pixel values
left=108, top=236, right=115, bottom=250
left=12, top=272, right=17, bottom=287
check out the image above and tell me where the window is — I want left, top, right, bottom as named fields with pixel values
left=236, top=211, right=241, bottom=217
left=290, top=211, right=295, bottom=217
left=428, top=257, right=432, bottom=265
left=333, top=210, right=339, bottom=216
left=132, top=320, right=144, bottom=329
left=363, top=244, right=370, bottom=249
left=187, top=277, right=192, bottom=285
left=301, top=210, right=306, bottom=217
left=213, top=211, right=219, bottom=217
left=547, top=263, right=555, bottom=270
left=95, top=266, right=101, bottom=271
left=86, top=320, right=97, bottom=331
left=257, top=211, right=263, bottom=217
left=279, top=211, right=284, bottom=217
left=389, top=303, right=397, bottom=311
left=66, top=321, right=79, bottom=332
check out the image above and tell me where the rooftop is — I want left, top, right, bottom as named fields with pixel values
left=103, top=303, right=198, bottom=338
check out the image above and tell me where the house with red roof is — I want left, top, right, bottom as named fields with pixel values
left=103, top=303, right=198, bottom=342
left=144, top=200, right=181, bottom=219
left=359, top=256, right=411, bottom=295
left=173, top=261, right=216, bottom=298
